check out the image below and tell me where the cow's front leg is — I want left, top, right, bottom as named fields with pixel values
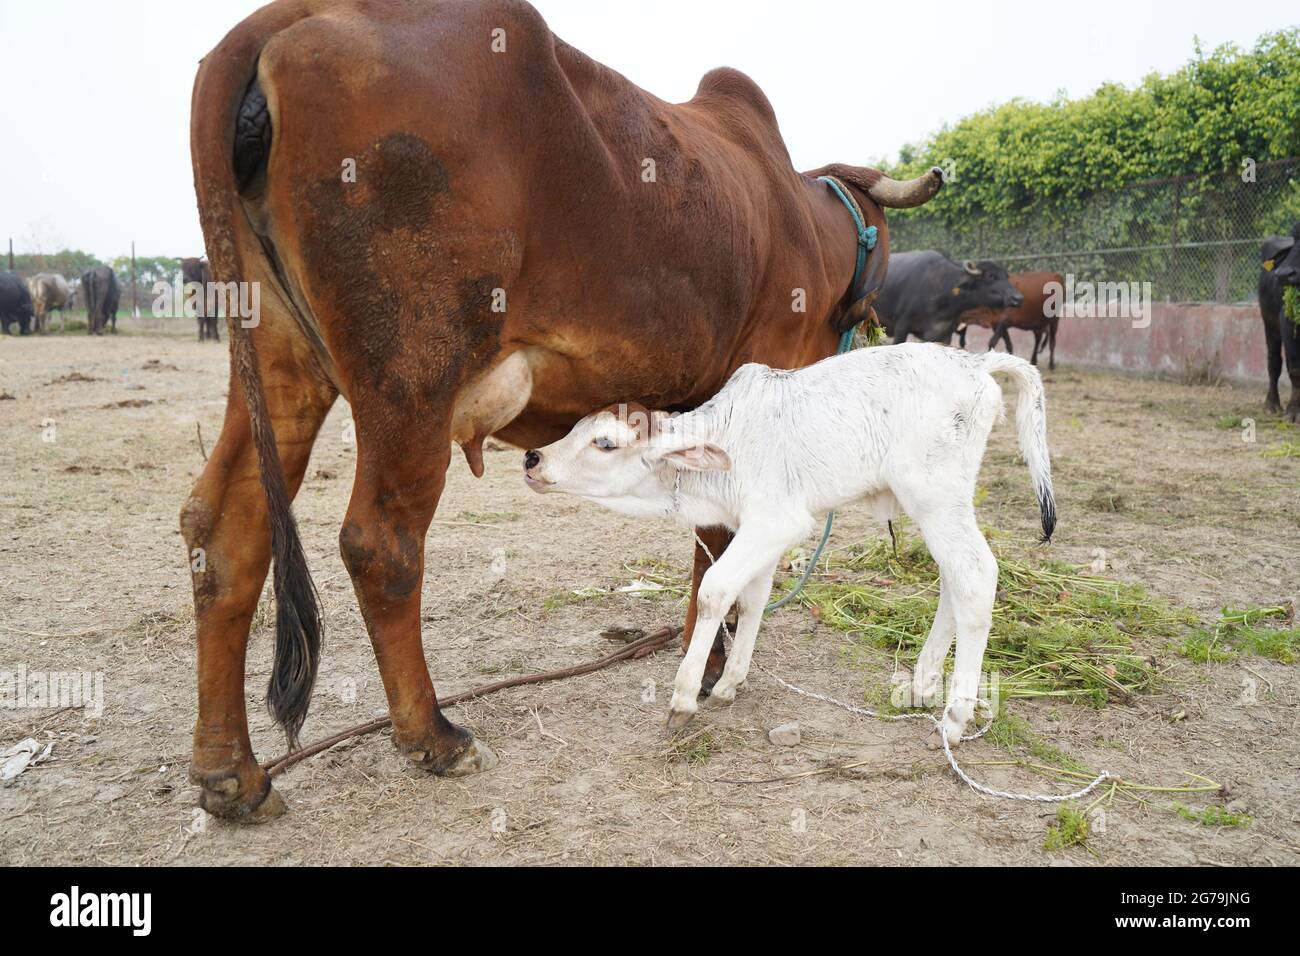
left=340, top=412, right=497, bottom=776
left=1282, top=318, right=1300, bottom=423
left=682, top=527, right=732, bottom=693
left=668, top=523, right=790, bottom=730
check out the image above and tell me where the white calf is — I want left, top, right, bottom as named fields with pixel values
left=524, top=342, right=1055, bottom=744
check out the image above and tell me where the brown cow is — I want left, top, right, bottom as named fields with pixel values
left=957, top=271, right=1063, bottom=369
left=180, top=256, right=218, bottom=341
left=185, top=0, right=943, bottom=820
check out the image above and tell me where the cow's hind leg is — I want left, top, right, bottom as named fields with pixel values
left=683, top=527, right=732, bottom=694
left=181, top=340, right=336, bottom=820
left=340, top=411, right=497, bottom=776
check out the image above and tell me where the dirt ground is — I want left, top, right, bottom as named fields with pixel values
left=2, top=322, right=1297, bottom=866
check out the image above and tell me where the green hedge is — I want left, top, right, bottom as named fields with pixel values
left=888, top=29, right=1300, bottom=227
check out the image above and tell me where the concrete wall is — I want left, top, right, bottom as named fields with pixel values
left=966, top=303, right=1269, bottom=382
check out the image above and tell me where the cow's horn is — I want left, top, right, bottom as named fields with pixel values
left=963, top=260, right=980, bottom=275
left=866, top=166, right=945, bottom=209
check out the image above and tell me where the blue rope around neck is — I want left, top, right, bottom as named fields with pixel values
left=765, top=178, right=875, bottom=612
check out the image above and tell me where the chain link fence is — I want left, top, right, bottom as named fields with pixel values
left=891, top=157, right=1300, bottom=304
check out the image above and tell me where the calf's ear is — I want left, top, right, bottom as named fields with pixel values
left=659, top=443, right=732, bottom=472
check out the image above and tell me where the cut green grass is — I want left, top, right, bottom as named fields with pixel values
left=797, top=530, right=1190, bottom=705
left=1177, top=604, right=1299, bottom=664
left=1174, top=803, right=1252, bottom=828
left=988, top=712, right=1086, bottom=774
left=1263, top=440, right=1300, bottom=459
left=1043, top=804, right=1091, bottom=851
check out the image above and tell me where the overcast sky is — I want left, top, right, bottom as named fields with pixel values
left=0, top=1, right=1291, bottom=260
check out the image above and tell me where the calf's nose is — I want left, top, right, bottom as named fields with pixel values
left=524, top=450, right=541, bottom=470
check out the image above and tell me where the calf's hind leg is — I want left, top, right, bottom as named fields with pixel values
left=897, top=584, right=955, bottom=709
left=892, top=475, right=997, bottom=746
left=917, top=508, right=997, bottom=746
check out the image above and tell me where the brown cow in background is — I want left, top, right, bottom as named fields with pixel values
left=184, top=0, right=943, bottom=821
left=958, top=270, right=1063, bottom=369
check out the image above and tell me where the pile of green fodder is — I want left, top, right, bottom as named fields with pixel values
left=786, top=529, right=1195, bottom=706
left=1179, top=604, right=1300, bottom=664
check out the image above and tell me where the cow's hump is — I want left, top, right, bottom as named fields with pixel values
left=692, top=67, right=780, bottom=132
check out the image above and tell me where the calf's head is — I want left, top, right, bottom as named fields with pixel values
left=523, top=403, right=730, bottom=515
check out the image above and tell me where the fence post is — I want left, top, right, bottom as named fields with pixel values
left=7, top=238, right=12, bottom=271
left=131, top=240, right=138, bottom=319
left=1167, top=181, right=1182, bottom=303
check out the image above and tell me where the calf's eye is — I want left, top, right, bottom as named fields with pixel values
left=593, top=437, right=617, bottom=451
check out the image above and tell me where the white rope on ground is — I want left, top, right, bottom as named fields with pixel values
left=680, top=502, right=1111, bottom=803
left=760, top=668, right=1113, bottom=803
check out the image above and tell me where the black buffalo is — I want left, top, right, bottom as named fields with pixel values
left=1259, top=223, right=1300, bottom=422
left=180, top=256, right=218, bottom=341
left=875, top=251, right=1024, bottom=344
left=0, top=271, right=35, bottom=335
left=81, top=265, right=120, bottom=335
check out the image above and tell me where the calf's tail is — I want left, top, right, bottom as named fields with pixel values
left=979, top=352, right=1056, bottom=542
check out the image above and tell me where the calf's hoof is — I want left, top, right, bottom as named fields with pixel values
left=925, top=724, right=964, bottom=751
left=192, top=765, right=286, bottom=823
left=666, top=706, right=697, bottom=732
left=704, top=684, right=736, bottom=708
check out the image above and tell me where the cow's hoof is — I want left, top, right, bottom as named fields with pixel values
left=1286, top=406, right=1300, bottom=424
left=193, top=766, right=285, bottom=822
left=404, top=731, right=499, bottom=778
left=437, top=738, right=499, bottom=777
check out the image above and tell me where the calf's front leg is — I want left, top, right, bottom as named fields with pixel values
left=705, top=566, right=778, bottom=706
left=668, top=523, right=790, bottom=730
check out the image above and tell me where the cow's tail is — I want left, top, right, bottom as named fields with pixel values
left=190, top=1, right=321, bottom=748
left=979, top=352, right=1056, bottom=543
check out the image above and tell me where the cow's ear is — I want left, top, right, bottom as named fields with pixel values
left=658, top=443, right=732, bottom=472
left=1262, top=236, right=1295, bottom=267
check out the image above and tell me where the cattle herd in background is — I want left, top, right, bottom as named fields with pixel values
left=0, top=257, right=219, bottom=341
left=0, top=233, right=1297, bottom=414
